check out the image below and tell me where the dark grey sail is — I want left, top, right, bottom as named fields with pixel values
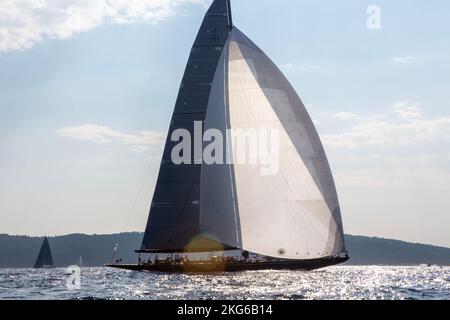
left=140, top=0, right=235, bottom=253
left=34, top=237, right=54, bottom=268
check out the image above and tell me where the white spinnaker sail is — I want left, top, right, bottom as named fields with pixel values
left=201, top=28, right=345, bottom=260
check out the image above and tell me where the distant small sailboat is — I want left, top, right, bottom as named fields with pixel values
left=108, top=0, right=349, bottom=273
left=34, top=237, right=55, bottom=269
left=77, top=256, right=83, bottom=268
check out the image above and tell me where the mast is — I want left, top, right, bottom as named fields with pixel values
left=226, top=0, right=233, bottom=29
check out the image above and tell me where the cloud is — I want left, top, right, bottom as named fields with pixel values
left=0, top=0, right=206, bottom=52
left=336, top=165, right=450, bottom=190
left=391, top=102, right=423, bottom=119
left=57, top=124, right=165, bottom=153
left=282, top=63, right=321, bottom=71
left=392, top=56, right=420, bottom=64
left=331, top=112, right=364, bottom=122
left=320, top=102, right=450, bottom=149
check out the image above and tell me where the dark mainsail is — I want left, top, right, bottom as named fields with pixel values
left=140, top=0, right=235, bottom=253
left=34, top=237, right=54, bottom=268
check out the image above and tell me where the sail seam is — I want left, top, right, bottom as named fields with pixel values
left=223, top=41, right=242, bottom=249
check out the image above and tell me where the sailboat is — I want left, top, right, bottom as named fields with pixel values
left=77, top=256, right=83, bottom=268
left=108, top=0, right=349, bottom=272
left=34, top=236, right=55, bottom=269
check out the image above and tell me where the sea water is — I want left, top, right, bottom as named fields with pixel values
left=0, top=266, right=448, bottom=300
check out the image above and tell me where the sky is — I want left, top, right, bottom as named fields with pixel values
left=0, top=0, right=449, bottom=247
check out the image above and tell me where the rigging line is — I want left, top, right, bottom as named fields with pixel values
left=111, top=149, right=162, bottom=262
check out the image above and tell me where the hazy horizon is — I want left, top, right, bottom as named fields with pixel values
left=2, top=231, right=450, bottom=250
left=1, top=0, right=450, bottom=248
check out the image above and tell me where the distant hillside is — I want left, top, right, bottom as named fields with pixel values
left=0, top=233, right=141, bottom=268
left=344, top=235, right=450, bottom=266
left=0, top=233, right=449, bottom=268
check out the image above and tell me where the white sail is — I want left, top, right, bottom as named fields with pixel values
left=201, top=28, right=345, bottom=260
left=200, top=39, right=242, bottom=249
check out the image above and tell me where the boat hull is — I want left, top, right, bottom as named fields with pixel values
left=106, top=256, right=349, bottom=273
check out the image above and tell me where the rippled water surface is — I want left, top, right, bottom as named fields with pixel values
left=0, top=266, right=448, bottom=300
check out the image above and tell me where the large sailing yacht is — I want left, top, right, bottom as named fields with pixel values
left=108, top=0, right=349, bottom=272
